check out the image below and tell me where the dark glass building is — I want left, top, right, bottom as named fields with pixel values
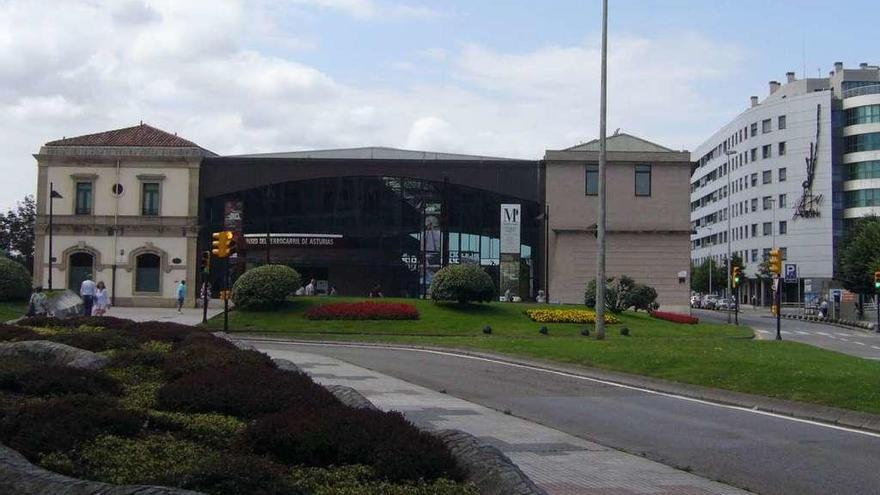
left=200, top=147, right=543, bottom=298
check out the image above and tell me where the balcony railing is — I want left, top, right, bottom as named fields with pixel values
left=843, top=84, right=880, bottom=99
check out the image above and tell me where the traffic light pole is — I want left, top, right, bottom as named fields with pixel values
left=875, top=292, right=879, bottom=334
left=223, top=259, right=229, bottom=333
left=201, top=271, right=209, bottom=324
left=775, top=276, right=782, bottom=340
left=735, top=285, right=739, bottom=326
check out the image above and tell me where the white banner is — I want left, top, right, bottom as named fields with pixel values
left=500, top=204, right=521, bottom=254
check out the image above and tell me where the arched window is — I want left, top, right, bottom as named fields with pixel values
left=68, top=252, right=94, bottom=291
left=135, top=253, right=161, bottom=293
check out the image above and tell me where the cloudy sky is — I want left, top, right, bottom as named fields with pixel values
left=1, top=0, right=878, bottom=209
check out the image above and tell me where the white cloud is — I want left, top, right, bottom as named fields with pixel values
left=284, top=0, right=440, bottom=19
left=0, top=1, right=746, bottom=210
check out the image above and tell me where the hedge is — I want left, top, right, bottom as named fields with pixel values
left=429, top=264, right=495, bottom=304
left=232, top=264, right=302, bottom=311
left=0, top=256, right=31, bottom=301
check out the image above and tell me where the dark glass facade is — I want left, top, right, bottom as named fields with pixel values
left=202, top=174, right=541, bottom=298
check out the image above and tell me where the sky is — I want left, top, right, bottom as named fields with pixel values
left=1, top=0, right=879, bottom=210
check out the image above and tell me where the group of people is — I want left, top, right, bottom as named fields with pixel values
left=295, top=279, right=338, bottom=296
left=78, top=275, right=111, bottom=316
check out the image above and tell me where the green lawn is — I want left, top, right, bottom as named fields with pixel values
left=208, top=297, right=880, bottom=415
left=0, top=301, right=26, bottom=323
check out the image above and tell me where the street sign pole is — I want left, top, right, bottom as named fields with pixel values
left=735, top=285, right=739, bottom=326
left=223, top=259, right=229, bottom=333
left=776, top=276, right=782, bottom=340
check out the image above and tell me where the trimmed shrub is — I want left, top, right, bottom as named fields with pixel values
left=0, top=257, right=31, bottom=301
left=149, top=411, right=246, bottom=448
left=157, top=364, right=339, bottom=418
left=50, top=329, right=141, bottom=352
left=289, top=465, right=477, bottom=495
left=623, top=284, right=658, bottom=312
left=429, top=264, right=495, bottom=304
left=0, top=394, right=143, bottom=460
left=305, top=301, right=420, bottom=320
left=586, top=276, right=658, bottom=313
left=185, top=452, right=303, bottom=495
left=0, top=324, right=41, bottom=341
left=650, top=310, right=699, bottom=324
left=78, top=434, right=210, bottom=486
left=244, top=407, right=462, bottom=483
left=164, top=336, right=274, bottom=379
left=526, top=308, right=620, bottom=324
left=122, top=320, right=203, bottom=343
left=232, top=264, right=301, bottom=311
left=18, top=316, right=134, bottom=331
left=0, top=364, right=121, bottom=397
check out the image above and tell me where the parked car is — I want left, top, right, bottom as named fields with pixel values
left=701, top=294, right=719, bottom=310
left=716, top=297, right=738, bottom=311
left=690, top=295, right=702, bottom=308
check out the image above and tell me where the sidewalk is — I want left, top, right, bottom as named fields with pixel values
left=109, top=303, right=224, bottom=325
left=260, top=346, right=751, bottom=495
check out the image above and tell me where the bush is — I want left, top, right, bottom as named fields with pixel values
left=0, top=257, right=31, bottom=301
left=526, top=308, right=620, bottom=324
left=232, top=264, right=301, bottom=311
left=623, top=284, right=658, bottom=312
left=122, top=320, right=203, bottom=343
left=429, top=264, right=495, bottom=304
left=164, top=342, right=275, bottom=379
left=149, top=411, right=246, bottom=448
left=18, top=316, right=134, bottom=331
left=50, top=329, right=141, bottom=352
left=289, top=465, right=477, bottom=495
left=0, top=324, right=41, bottom=341
left=585, top=276, right=658, bottom=313
left=78, top=434, right=210, bottom=486
left=185, top=452, right=303, bottom=495
left=0, top=394, right=143, bottom=460
left=157, top=364, right=339, bottom=419
left=0, top=364, right=121, bottom=397
left=244, top=407, right=462, bottom=483
left=305, top=301, right=420, bottom=320
left=650, top=310, right=699, bottom=324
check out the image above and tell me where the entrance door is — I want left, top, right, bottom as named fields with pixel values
left=68, top=252, right=94, bottom=291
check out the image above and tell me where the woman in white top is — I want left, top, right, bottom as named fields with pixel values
left=93, top=281, right=110, bottom=316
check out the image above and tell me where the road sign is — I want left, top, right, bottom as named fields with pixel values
left=784, top=263, right=798, bottom=283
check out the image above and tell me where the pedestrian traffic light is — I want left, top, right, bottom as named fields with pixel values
left=768, top=248, right=782, bottom=275
left=211, top=231, right=234, bottom=258
left=732, top=266, right=742, bottom=288
left=875, top=270, right=880, bottom=290
left=200, top=250, right=211, bottom=273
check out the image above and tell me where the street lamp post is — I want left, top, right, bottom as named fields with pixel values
left=706, top=226, right=713, bottom=295
left=47, top=183, right=63, bottom=290
left=725, top=150, right=736, bottom=323
left=595, top=0, right=609, bottom=340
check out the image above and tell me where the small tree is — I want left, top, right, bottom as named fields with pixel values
left=429, top=264, right=496, bottom=304
left=0, top=256, right=32, bottom=301
left=0, top=196, right=35, bottom=272
left=624, top=284, right=658, bottom=312
left=690, top=258, right=727, bottom=294
left=232, top=264, right=302, bottom=311
left=838, top=216, right=880, bottom=316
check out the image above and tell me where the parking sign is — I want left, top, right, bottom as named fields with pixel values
left=784, top=263, right=798, bottom=283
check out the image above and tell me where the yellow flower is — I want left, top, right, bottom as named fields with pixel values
left=526, top=308, right=619, bottom=324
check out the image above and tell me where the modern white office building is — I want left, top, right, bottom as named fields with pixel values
left=690, top=62, right=880, bottom=305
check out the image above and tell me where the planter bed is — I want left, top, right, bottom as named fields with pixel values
left=525, top=308, right=620, bottom=324
left=0, top=317, right=474, bottom=495
left=649, top=311, right=699, bottom=324
left=304, top=301, right=420, bottom=320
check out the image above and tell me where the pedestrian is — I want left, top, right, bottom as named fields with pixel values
left=751, top=294, right=757, bottom=308
left=305, top=278, right=317, bottom=296
left=819, top=299, right=828, bottom=319
left=93, top=281, right=109, bottom=316
left=328, top=285, right=338, bottom=296
left=80, top=274, right=96, bottom=317
left=27, top=286, right=48, bottom=317
left=369, top=284, right=383, bottom=298
left=176, top=280, right=187, bottom=312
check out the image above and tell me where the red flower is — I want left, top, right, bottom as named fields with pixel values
left=304, top=301, right=420, bottom=320
left=649, top=310, right=699, bottom=324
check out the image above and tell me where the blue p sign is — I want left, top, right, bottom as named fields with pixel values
left=784, top=264, right=798, bottom=283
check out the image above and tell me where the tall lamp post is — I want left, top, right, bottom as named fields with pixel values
left=725, top=149, right=736, bottom=323
left=706, top=226, right=713, bottom=296
left=595, top=0, right=609, bottom=340
left=47, top=183, right=63, bottom=290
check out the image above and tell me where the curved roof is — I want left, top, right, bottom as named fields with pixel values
left=229, top=146, right=525, bottom=161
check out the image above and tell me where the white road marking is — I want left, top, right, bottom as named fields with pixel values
left=795, top=331, right=809, bottom=335
left=839, top=338, right=850, bottom=342
left=816, top=332, right=831, bottom=336
left=854, top=342, right=866, bottom=346
left=781, top=330, right=793, bottom=335
left=250, top=339, right=880, bottom=440
left=756, top=329, right=770, bottom=334
left=872, top=346, right=880, bottom=350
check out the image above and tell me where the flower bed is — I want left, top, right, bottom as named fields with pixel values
left=305, top=301, right=420, bottom=320
left=0, top=317, right=473, bottom=494
left=525, top=308, right=620, bottom=324
left=649, top=310, right=699, bottom=324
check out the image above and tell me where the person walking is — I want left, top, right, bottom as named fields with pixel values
left=176, top=280, right=187, bottom=312
left=304, top=279, right=317, bottom=296
left=80, top=274, right=96, bottom=317
left=28, top=287, right=48, bottom=316
left=93, top=281, right=109, bottom=316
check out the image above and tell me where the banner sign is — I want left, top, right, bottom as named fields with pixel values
left=500, top=204, right=521, bottom=255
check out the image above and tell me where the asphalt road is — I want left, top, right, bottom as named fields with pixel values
left=694, top=308, right=880, bottom=360
left=254, top=341, right=880, bottom=495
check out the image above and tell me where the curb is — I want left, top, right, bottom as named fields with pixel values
left=241, top=336, right=880, bottom=435
left=774, top=314, right=878, bottom=332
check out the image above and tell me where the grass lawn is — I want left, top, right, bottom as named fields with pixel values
left=0, top=301, right=26, bottom=322
left=208, top=296, right=880, bottom=415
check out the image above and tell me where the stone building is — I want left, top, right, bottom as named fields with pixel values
left=33, top=124, right=214, bottom=307
left=544, top=133, right=692, bottom=310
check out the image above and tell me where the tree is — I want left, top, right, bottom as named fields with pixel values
left=690, top=258, right=726, bottom=294
left=0, top=195, right=35, bottom=273
left=838, top=216, right=880, bottom=316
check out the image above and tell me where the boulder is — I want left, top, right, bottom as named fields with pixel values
left=47, top=290, right=84, bottom=319
left=0, top=341, right=108, bottom=370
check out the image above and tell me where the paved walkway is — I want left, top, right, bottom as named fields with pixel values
left=260, top=346, right=751, bottom=495
left=108, top=303, right=224, bottom=325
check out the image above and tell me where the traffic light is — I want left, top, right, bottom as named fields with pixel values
left=732, top=266, right=742, bottom=288
left=874, top=271, right=880, bottom=290
left=768, top=248, right=782, bottom=275
left=200, top=250, right=211, bottom=273
left=211, top=231, right=234, bottom=258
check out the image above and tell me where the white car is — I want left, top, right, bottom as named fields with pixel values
left=701, top=294, right=719, bottom=309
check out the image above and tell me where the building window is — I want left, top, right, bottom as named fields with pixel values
left=779, top=221, right=787, bottom=235
left=75, top=182, right=93, bottom=215
left=763, top=196, right=773, bottom=210
left=751, top=223, right=757, bottom=237
left=751, top=173, right=758, bottom=187
left=585, top=164, right=598, bottom=196
left=634, top=164, right=652, bottom=196
left=750, top=148, right=757, bottom=161
left=844, top=188, right=880, bottom=208
left=762, top=119, right=772, bottom=133
left=844, top=133, right=880, bottom=153
left=142, top=183, right=161, bottom=216
left=778, top=142, right=786, bottom=156
left=751, top=198, right=758, bottom=211
left=750, top=123, right=757, bottom=137
left=778, top=115, right=786, bottom=129
left=762, top=145, right=772, bottom=159
left=778, top=167, right=787, bottom=182
left=844, top=104, right=880, bottom=126
left=763, top=222, right=772, bottom=236
left=751, top=248, right=758, bottom=262
left=135, top=253, right=161, bottom=293
left=847, top=160, right=880, bottom=180
left=762, top=170, right=772, bottom=184
left=779, top=193, right=787, bottom=208
left=780, top=247, right=787, bottom=259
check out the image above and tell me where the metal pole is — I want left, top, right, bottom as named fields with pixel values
left=202, top=263, right=209, bottom=324
left=223, top=259, right=229, bottom=332
left=545, top=203, right=550, bottom=303
left=595, top=0, right=608, bottom=340
left=735, top=285, right=739, bottom=325
left=726, top=152, right=733, bottom=323
left=876, top=293, right=879, bottom=334
left=48, top=182, right=54, bottom=291
left=776, top=276, right=782, bottom=340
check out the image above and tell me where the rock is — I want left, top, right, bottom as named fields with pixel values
left=271, top=358, right=301, bottom=373
left=46, top=290, right=84, bottom=319
left=0, top=341, right=109, bottom=370
left=325, top=384, right=379, bottom=410
left=211, top=332, right=257, bottom=350
left=0, top=443, right=205, bottom=494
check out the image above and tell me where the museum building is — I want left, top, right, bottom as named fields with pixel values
left=33, top=124, right=691, bottom=309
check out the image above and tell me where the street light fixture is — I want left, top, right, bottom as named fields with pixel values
left=48, top=183, right=63, bottom=291
left=724, top=149, right=736, bottom=323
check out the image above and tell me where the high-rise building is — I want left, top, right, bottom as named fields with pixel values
left=690, top=62, right=880, bottom=305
